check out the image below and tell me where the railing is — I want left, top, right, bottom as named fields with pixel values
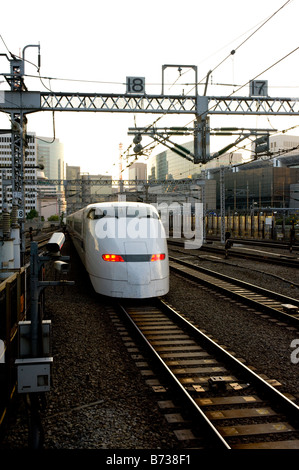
left=0, top=266, right=29, bottom=430
left=205, top=214, right=297, bottom=240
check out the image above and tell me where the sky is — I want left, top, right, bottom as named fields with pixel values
left=0, top=0, right=299, bottom=179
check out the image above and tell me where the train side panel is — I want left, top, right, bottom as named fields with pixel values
left=67, top=209, right=86, bottom=266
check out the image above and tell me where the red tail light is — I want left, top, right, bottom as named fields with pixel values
left=151, top=253, right=166, bottom=262
left=102, top=254, right=124, bottom=262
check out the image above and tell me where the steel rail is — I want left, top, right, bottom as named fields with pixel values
left=116, top=299, right=299, bottom=449
left=168, top=240, right=299, bottom=267
left=169, top=256, right=299, bottom=326
left=117, top=301, right=231, bottom=449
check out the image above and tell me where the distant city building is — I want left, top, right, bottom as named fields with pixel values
left=269, top=134, right=299, bottom=157
left=37, top=136, right=65, bottom=214
left=37, top=137, right=64, bottom=181
left=147, top=135, right=299, bottom=212
left=65, top=166, right=113, bottom=213
left=206, top=155, right=299, bottom=211
left=0, top=132, right=38, bottom=215
left=128, top=162, right=147, bottom=181
left=148, top=140, right=243, bottom=180
left=81, top=173, right=112, bottom=205
left=65, top=165, right=82, bottom=213
left=66, top=164, right=80, bottom=181
left=36, top=170, right=65, bottom=220
left=0, top=133, right=66, bottom=218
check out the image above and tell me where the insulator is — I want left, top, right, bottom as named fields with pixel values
left=2, top=209, right=11, bottom=237
left=133, top=134, right=142, bottom=144
left=133, top=143, right=143, bottom=154
left=11, top=205, right=18, bottom=226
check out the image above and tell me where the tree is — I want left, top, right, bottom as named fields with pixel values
left=47, top=215, right=59, bottom=221
left=26, top=209, right=39, bottom=220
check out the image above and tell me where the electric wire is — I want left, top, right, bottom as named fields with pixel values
left=179, top=44, right=299, bottom=158
left=0, top=34, right=13, bottom=58
left=121, top=0, right=295, bottom=166
left=189, top=0, right=293, bottom=95
left=0, top=33, right=57, bottom=144
left=17, top=2, right=294, bottom=93
left=130, top=42, right=299, bottom=169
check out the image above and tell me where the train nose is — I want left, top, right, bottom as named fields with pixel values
left=125, top=241, right=150, bottom=285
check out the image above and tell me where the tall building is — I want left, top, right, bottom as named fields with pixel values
left=35, top=137, right=66, bottom=218
left=37, top=137, right=64, bottom=181
left=65, top=165, right=81, bottom=213
left=128, top=162, right=147, bottom=181
left=0, top=132, right=38, bottom=215
left=0, top=133, right=66, bottom=218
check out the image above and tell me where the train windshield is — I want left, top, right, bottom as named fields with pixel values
left=89, top=206, right=159, bottom=220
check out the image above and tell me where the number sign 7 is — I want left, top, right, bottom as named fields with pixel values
left=250, top=80, right=268, bottom=97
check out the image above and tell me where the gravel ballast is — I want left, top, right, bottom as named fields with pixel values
left=1, top=239, right=299, bottom=449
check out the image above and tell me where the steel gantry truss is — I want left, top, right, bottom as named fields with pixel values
left=2, top=90, right=299, bottom=115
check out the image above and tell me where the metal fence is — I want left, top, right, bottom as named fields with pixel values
left=0, top=266, right=29, bottom=430
left=206, top=214, right=297, bottom=240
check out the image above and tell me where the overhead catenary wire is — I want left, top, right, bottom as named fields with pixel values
left=0, top=43, right=57, bottom=144
left=125, top=44, right=299, bottom=168
left=188, top=0, right=294, bottom=95
left=120, top=0, right=295, bottom=166
left=180, top=44, right=299, bottom=151
left=0, top=34, right=14, bottom=58
left=23, top=3, right=292, bottom=95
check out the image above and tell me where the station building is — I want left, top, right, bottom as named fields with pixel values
left=147, top=136, right=299, bottom=214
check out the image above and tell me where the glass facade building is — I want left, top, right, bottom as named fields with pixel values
left=148, top=140, right=299, bottom=213
left=148, top=141, right=202, bottom=180
left=211, top=160, right=299, bottom=212
left=37, top=137, right=64, bottom=182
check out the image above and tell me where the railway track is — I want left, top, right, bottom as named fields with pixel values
left=206, top=236, right=299, bottom=252
left=113, top=299, right=299, bottom=449
left=169, top=256, right=299, bottom=327
left=168, top=240, right=299, bottom=268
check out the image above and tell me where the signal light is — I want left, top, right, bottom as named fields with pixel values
left=133, top=133, right=143, bottom=154
left=150, top=253, right=166, bottom=262
left=102, top=254, right=124, bottom=262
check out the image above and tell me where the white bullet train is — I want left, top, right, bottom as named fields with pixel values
left=66, top=201, right=169, bottom=298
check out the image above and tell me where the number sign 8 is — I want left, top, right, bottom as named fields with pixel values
left=126, top=77, right=145, bottom=94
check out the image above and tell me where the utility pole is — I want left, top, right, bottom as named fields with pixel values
left=10, top=56, right=27, bottom=267
left=1, top=45, right=40, bottom=266
left=220, top=166, right=225, bottom=244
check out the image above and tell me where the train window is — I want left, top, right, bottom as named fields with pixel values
left=92, top=205, right=160, bottom=220
left=93, top=208, right=112, bottom=219
left=95, top=206, right=159, bottom=219
left=88, top=208, right=111, bottom=219
left=87, top=209, right=96, bottom=219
